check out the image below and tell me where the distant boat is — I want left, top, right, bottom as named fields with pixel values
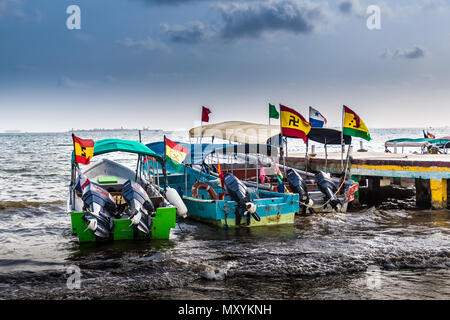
left=4, top=130, right=21, bottom=133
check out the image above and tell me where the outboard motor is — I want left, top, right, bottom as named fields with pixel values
left=122, top=180, right=155, bottom=235
left=223, top=173, right=260, bottom=226
left=81, top=183, right=118, bottom=239
left=286, top=169, right=313, bottom=207
left=315, top=171, right=342, bottom=212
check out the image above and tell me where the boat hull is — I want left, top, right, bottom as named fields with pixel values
left=182, top=192, right=298, bottom=228
left=70, top=206, right=176, bottom=242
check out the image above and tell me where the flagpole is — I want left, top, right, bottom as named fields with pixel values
left=70, top=133, right=77, bottom=210
left=199, top=122, right=202, bottom=148
left=341, top=105, right=344, bottom=170
left=163, top=135, right=168, bottom=191
left=279, top=105, right=286, bottom=184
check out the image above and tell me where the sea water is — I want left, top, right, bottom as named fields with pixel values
left=0, top=128, right=448, bottom=299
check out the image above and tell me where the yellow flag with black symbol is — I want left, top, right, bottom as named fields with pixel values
left=280, top=104, right=311, bottom=143
left=342, top=105, right=371, bottom=141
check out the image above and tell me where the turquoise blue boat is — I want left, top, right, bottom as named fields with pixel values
left=146, top=142, right=299, bottom=228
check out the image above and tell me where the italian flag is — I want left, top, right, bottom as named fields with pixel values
left=342, top=105, right=371, bottom=141
left=165, top=137, right=189, bottom=172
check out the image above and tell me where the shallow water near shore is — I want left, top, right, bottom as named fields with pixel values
left=0, top=129, right=448, bottom=299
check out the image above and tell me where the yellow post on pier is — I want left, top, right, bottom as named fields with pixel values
left=430, top=179, right=448, bottom=209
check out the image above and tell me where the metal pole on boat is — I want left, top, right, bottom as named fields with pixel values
left=245, top=154, right=248, bottom=180
left=305, top=138, right=309, bottom=172
left=283, top=137, right=287, bottom=182
left=325, top=139, right=328, bottom=173
left=163, top=135, right=168, bottom=191
left=341, top=105, right=344, bottom=170
left=184, top=164, right=187, bottom=196
left=256, top=155, right=259, bottom=190
left=70, top=134, right=76, bottom=209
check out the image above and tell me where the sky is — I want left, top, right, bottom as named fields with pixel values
left=0, top=0, right=450, bottom=132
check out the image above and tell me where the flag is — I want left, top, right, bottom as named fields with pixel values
left=309, top=106, right=327, bottom=128
left=271, top=157, right=289, bottom=193
left=202, top=106, right=211, bottom=123
left=217, top=160, right=225, bottom=190
left=423, top=130, right=436, bottom=139
left=165, top=137, right=189, bottom=172
left=342, top=105, right=371, bottom=141
left=75, top=170, right=90, bottom=193
left=72, top=134, right=94, bottom=165
left=269, top=103, right=279, bottom=119
left=271, top=157, right=283, bottom=184
left=280, top=105, right=311, bottom=143
left=259, top=164, right=266, bottom=184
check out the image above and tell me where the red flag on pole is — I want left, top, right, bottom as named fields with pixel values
left=202, top=106, right=211, bottom=123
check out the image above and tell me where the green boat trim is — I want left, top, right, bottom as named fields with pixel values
left=70, top=206, right=176, bottom=242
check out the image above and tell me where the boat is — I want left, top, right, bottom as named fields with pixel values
left=144, top=123, right=358, bottom=227
left=184, top=123, right=357, bottom=214
left=385, top=137, right=450, bottom=154
left=68, top=138, right=178, bottom=243
left=146, top=141, right=299, bottom=228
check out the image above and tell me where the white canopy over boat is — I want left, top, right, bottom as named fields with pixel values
left=189, top=121, right=281, bottom=145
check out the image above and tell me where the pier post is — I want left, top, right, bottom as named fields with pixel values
left=392, top=177, right=402, bottom=186
left=367, top=176, right=381, bottom=203
left=415, top=178, right=431, bottom=208
left=430, top=179, right=448, bottom=210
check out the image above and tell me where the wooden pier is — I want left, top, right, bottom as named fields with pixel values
left=285, top=151, right=450, bottom=210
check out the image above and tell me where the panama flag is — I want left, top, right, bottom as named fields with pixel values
left=309, top=106, right=327, bottom=128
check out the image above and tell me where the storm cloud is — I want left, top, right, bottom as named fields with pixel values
left=161, top=0, right=333, bottom=43
left=218, top=0, right=333, bottom=38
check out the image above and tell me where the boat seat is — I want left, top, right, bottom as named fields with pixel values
left=97, top=176, right=118, bottom=184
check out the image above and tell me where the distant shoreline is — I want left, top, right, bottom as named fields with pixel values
left=1, top=126, right=449, bottom=134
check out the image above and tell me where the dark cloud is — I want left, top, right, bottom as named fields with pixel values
left=381, top=46, right=428, bottom=60
left=161, top=0, right=333, bottom=43
left=218, top=0, right=333, bottom=39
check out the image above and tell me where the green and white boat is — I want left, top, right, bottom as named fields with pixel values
left=68, top=138, right=177, bottom=243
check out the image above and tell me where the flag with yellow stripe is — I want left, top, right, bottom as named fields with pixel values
left=165, top=137, right=189, bottom=172
left=280, top=104, right=311, bottom=143
left=342, top=105, right=371, bottom=141
left=72, top=134, right=94, bottom=165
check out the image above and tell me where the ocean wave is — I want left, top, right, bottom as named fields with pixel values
left=0, top=200, right=65, bottom=210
